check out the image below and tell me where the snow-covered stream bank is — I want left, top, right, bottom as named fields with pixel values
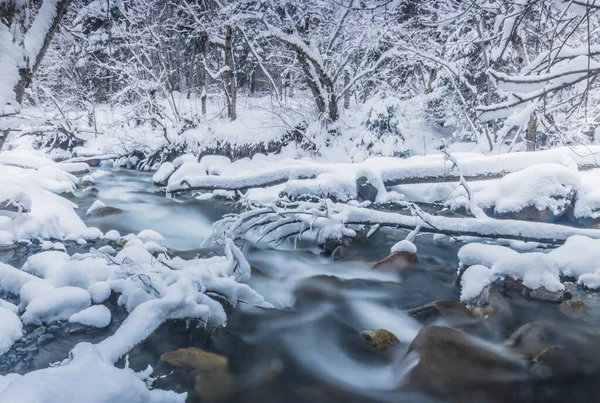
left=2, top=166, right=600, bottom=402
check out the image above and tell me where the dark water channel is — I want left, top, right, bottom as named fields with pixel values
left=3, top=167, right=600, bottom=402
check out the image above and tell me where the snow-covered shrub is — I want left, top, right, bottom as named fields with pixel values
left=363, top=96, right=405, bottom=141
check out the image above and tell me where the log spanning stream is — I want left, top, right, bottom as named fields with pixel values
left=2, top=166, right=600, bottom=403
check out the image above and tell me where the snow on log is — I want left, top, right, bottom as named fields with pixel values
left=208, top=201, right=600, bottom=248
left=165, top=146, right=600, bottom=197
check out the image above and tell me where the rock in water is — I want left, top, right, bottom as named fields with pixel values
left=559, top=299, right=585, bottom=318
left=505, top=323, right=551, bottom=359
left=160, top=347, right=228, bottom=371
left=406, top=300, right=474, bottom=324
left=360, top=329, right=400, bottom=351
left=530, top=346, right=579, bottom=378
left=406, top=326, right=527, bottom=402
left=194, top=369, right=236, bottom=403
left=356, top=176, right=378, bottom=203
left=529, top=287, right=565, bottom=302
left=373, top=251, right=418, bottom=273
left=86, top=200, right=124, bottom=218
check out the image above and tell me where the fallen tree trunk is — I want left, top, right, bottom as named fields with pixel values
left=166, top=146, right=600, bottom=195
left=208, top=201, right=600, bottom=248
left=343, top=206, right=600, bottom=245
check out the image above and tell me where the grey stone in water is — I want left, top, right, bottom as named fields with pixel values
left=37, top=333, right=55, bottom=345
left=406, top=325, right=528, bottom=402
left=506, top=323, right=552, bottom=359
left=559, top=299, right=585, bottom=319
left=356, top=176, right=378, bottom=203
left=529, top=287, right=565, bottom=302
left=87, top=205, right=124, bottom=218
left=359, top=329, right=400, bottom=351
left=530, top=346, right=579, bottom=379
left=406, top=300, right=474, bottom=324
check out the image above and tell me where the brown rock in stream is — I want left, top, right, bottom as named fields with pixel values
left=160, top=347, right=228, bottom=371
left=373, top=251, right=418, bottom=273
left=194, top=370, right=236, bottom=403
left=506, top=323, right=552, bottom=359
left=559, top=299, right=585, bottom=319
left=406, top=325, right=528, bottom=402
left=359, top=329, right=399, bottom=350
left=530, top=346, right=580, bottom=379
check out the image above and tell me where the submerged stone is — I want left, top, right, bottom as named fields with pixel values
left=406, top=325, right=528, bottom=402
left=407, top=300, right=474, bottom=324
left=529, top=287, right=565, bottom=303
left=160, top=347, right=228, bottom=371
left=506, top=323, right=552, bottom=359
left=359, top=329, right=399, bottom=351
left=373, top=251, right=418, bottom=273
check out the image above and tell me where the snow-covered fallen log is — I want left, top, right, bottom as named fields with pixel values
left=164, top=146, right=600, bottom=200
left=207, top=200, right=600, bottom=248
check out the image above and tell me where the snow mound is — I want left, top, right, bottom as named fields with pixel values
left=69, top=305, right=112, bottom=328
left=137, top=229, right=165, bottom=245
left=391, top=240, right=417, bottom=254
left=167, top=162, right=207, bottom=189
left=21, top=287, right=91, bottom=325
left=0, top=343, right=186, bottom=403
left=458, top=235, right=600, bottom=301
left=0, top=153, right=101, bottom=241
left=86, top=200, right=106, bottom=216
left=152, top=162, right=175, bottom=185
left=451, top=163, right=580, bottom=219
left=0, top=307, right=22, bottom=356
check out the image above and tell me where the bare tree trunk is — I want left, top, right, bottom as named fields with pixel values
left=525, top=115, right=537, bottom=151
left=343, top=70, right=351, bottom=109
left=12, top=0, right=72, bottom=105
left=224, top=25, right=236, bottom=121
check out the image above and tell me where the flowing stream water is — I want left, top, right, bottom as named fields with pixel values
left=3, top=166, right=600, bottom=402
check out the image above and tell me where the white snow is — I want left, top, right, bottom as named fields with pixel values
left=86, top=200, right=107, bottom=216
left=69, top=305, right=112, bottom=328
left=0, top=343, right=186, bottom=402
left=87, top=281, right=112, bottom=303
left=152, top=161, right=175, bottom=185
left=104, top=230, right=121, bottom=241
left=0, top=307, right=22, bottom=356
left=136, top=229, right=165, bottom=245
left=391, top=240, right=417, bottom=254
left=21, top=287, right=91, bottom=325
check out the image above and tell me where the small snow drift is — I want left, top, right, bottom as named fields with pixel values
left=0, top=343, right=186, bottom=403
left=467, top=163, right=580, bottom=222
left=458, top=235, right=600, bottom=302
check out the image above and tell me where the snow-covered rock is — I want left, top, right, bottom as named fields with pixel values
left=69, top=305, right=112, bottom=328
left=152, top=162, right=175, bottom=186
left=172, top=154, right=197, bottom=168
left=0, top=343, right=186, bottom=402
left=0, top=307, right=22, bottom=356
left=80, top=175, right=96, bottom=187
left=456, top=163, right=580, bottom=222
left=86, top=200, right=123, bottom=218
left=137, top=229, right=165, bottom=245
left=167, top=162, right=207, bottom=189
left=21, top=287, right=92, bottom=325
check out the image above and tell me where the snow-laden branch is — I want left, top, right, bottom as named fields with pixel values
left=207, top=200, right=600, bottom=248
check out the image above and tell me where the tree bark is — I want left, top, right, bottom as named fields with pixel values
left=224, top=25, right=236, bottom=121
left=525, top=114, right=537, bottom=152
